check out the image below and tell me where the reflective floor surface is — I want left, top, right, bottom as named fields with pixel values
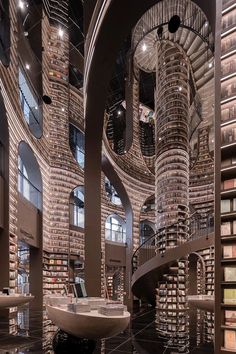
left=0, top=306, right=214, bottom=353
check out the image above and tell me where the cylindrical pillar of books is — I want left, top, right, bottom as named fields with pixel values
left=155, top=41, right=190, bottom=252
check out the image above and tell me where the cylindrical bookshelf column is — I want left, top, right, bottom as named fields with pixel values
left=155, top=42, right=190, bottom=354
left=155, top=41, right=190, bottom=252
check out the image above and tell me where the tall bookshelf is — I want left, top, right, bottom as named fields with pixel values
left=9, top=233, right=18, bottom=335
left=156, top=259, right=189, bottom=353
left=43, top=251, right=68, bottom=295
left=218, top=0, right=236, bottom=352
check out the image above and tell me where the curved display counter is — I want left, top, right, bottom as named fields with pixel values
left=0, top=294, right=34, bottom=309
left=46, top=304, right=130, bottom=339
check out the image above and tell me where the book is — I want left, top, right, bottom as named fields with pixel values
left=225, top=267, right=236, bottom=281
left=221, top=199, right=231, bottom=213
left=224, top=329, right=236, bottom=350
left=225, top=311, right=236, bottom=327
left=224, top=289, right=236, bottom=304
left=224, top=179, right=235, bottom=190
left=223, top=245, right=236, bottom=258
left=234, top=220, right=236, bottom=234
left=221, top=222, right=231, bottom=236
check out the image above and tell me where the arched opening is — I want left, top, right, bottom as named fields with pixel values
left=105, top=177, right=122, bottom=206
left=70, top=186, right=84, bottom=228
left=141, top=194, right=155, bottom=213
left=69, top=123, right=85, bottom=169
left=18, top=142, right=42, bottom=210
left=18, top=67, right=43, bottom=139
left=140, top=220, right=155, bottom=244
left=17, top=142, right=43, bottom=311
left=105, top=214, right=126, bottom=244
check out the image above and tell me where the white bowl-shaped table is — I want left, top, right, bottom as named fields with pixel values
left=46, top=304, right=130, bottom=340
left=0, top=294, right=34, bottom=309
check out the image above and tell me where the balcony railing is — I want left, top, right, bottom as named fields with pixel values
left=132, top=212, right=214, bottom=273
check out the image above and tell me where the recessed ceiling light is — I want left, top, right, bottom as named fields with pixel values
left=117, top=110, right=122, bottom=115
left=142, top=43, right=147, bottom=52
left=178, top=86, right=182, bottom=91
left=25, top=63, right=30, bottom=70
left=58, top=28, right=64, bottom=38
left=61, top=107, right=65, bottom=112
left=18, top=0, right=24, bottom=9
left=208, top=61, right=213, bottom=68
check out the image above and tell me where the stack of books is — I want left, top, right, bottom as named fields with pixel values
left=98, top=304, right=126, bottom=316
left=67, top=301, right=91, bottom=313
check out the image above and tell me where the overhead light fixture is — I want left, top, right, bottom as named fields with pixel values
left=18, top=0, right=25, bottom=9
left=42, top=95, right=52, bottom=105
left=178, top=86, right=182, bottom=91
left=25, top=63, right=30, bottom=70
left=117, top=110, right=122, bottom=116
left=208, top=61, right=213, bottom=68
left=58, top=28, right=64, bottom=38
left=205, top=22, right=208, bottom=27
left=61, top=107, right=65, bottom=112
left=168, top=15, right=181, bottom=33
left=142, top=43, right=147, bottom=52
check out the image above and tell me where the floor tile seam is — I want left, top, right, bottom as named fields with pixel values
left=107, top=321, right=155, bottom=353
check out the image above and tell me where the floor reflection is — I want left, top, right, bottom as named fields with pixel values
left=0, top=306, right=214, bottom=353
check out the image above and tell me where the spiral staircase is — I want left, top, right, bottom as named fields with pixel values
left=131, top=213, right=214, bottom=305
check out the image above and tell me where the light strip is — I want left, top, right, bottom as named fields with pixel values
left=221, top=95, right=236, bottom=105
left=222, top=3, right=236, bottom=15
left=221, top=49, right=236, bottom=60
left=221, top=26, right=236, bottom=38
left=221, top=72, right=236, bottom=82
left=221, top=119, right=236, bottom=127
left=221, top=166, right=236, bottom=172
left=221, top=141, right=236, bottom=149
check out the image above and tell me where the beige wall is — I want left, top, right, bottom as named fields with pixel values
left=17, top=194, right=42, bottom=248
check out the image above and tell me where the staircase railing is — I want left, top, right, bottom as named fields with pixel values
left=132, top=212, right=214, bottom=273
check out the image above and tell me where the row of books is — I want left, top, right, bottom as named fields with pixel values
left=221, top=198, right=236, bottom=213
left=222, top=178, right=236, bottom=190
left=221, top=221, right=236, bottom=235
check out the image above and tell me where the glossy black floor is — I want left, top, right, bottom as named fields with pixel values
left=0, top=306, right=214, bottom=353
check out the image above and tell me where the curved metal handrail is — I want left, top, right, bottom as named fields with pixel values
left=132, top=211, right=213, bottom=273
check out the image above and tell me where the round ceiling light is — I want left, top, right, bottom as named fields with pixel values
left=168, top=15, right=181, bottom=33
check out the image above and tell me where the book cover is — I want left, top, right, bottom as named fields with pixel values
left=225, top=311, right=236, bottom=327
left=225, top=329, right=236, bottom=349
left=225, top=267, right=236, bottom=281
left=224, top=289, right=236, bottom=304
left=224, top=245, right=236, bottom=258
left=221, top=199, right=231, bottom=213
left=221, top=222, right=231, bottom=235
